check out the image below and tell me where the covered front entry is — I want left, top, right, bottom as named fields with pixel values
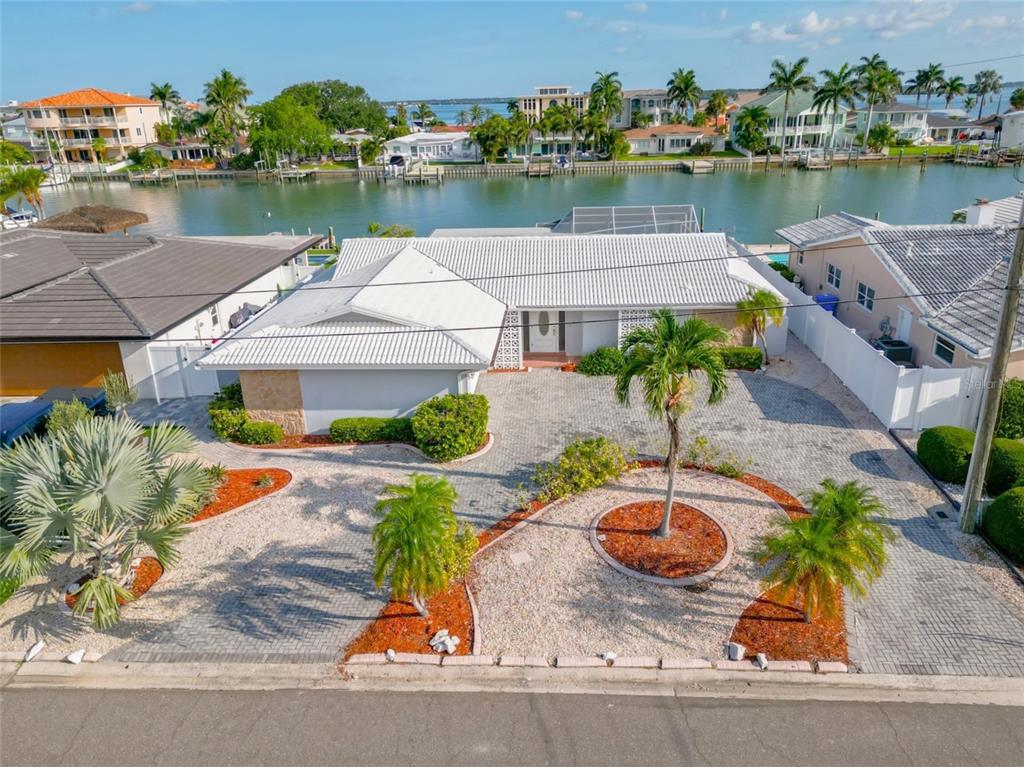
left=525, top=310, right=562, bottom=353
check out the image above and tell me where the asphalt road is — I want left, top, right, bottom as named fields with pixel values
left=1, top=688, right=1022, bottom=767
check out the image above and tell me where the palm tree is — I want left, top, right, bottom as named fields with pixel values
left=203, top=69, right=252, bottom=136
left=858, top=65, right=901, bottom=150
left=733, top=104, right=770, bottom=153
left=0, top=166, right=46, bottom=217
left=149, top=81, right=181, bottom=124
left=412, top=102, right=436, bottom=127
left=0, top=418, right=212, bottom=628
left=359, top=135, right=385, bottom=166
left=91, top=136, right=107, bottom=163
left=904, top=70, right=929, bottom=106
left=735, top=288, right=785, bottom=367
left=1010, top=87, right=1024, bottom=112
left=455, top=109, right=469, bottom=126
left=372, top=473, right=459, bottom=618
left=100, top=370, right=137, bottom=415
left=938, top=75, right=967, bottom=110
left=813, top=63, right=859, bottom=151
left=754, top=479, right=891, bottom=623
left=631, top=110, right=654, bottom=128
left=506, top=98, right=519, bottom=115
left=666, top=68, right=702, bottom=121
left=469, top=104, right=484, bottom=126
left=589, top=71, right=624, bottom=127
left=705, top=90, right=729, bottom=127
left=918, top=63, right=944, bottom=110
left=963, top=95, right=977, bottom=114
left=971, top=70, right=1003, bottom=119
left=615, top=311, right=728, bottom=538
left=555, top=102, right=584, bottom=168
left=764, top=57, right=816, bottom=171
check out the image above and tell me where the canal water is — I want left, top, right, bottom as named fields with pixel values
left=38, top=164, right=1021, bottom=243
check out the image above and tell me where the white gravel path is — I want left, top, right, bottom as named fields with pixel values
left=472, top=468, right=789, bottom=660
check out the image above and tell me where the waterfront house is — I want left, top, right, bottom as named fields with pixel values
left=0, top=230, right=320, bottom=398
left=728, top=90, right=850, bottom=150
left=197, top=233, right=787, bottom=434
left=384, top=131, right=476, bottom=162
left=953, top=192, right=1023, bottom=227
left=623, top=124, right=725, bottom=155
left=854, top=102, right=930, bottom=144
left=925, top=114, right=967, bottom=144
left=18, top=88, right=162, bottom=163
left=516, top=86, right=589, bottom=124
left=611, top=89, right=679, bottom=129
left=777, top=212, right=1024, bottom=375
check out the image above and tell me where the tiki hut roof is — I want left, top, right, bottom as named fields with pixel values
left=32, top=205, right=149, bottom=234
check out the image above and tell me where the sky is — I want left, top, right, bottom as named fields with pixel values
left=1, top=1, right=1022, bottom=104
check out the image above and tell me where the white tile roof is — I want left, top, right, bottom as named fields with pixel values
left=775, top=212, right=883, bottom=249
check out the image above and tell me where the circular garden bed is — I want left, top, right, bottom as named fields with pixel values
left=591, top=500, right=732, bottom=585
left=65, top=556, right=164, bottom=611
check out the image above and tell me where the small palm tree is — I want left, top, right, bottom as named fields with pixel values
left=91, top=136, right=107, bottom=163
left=666, top=68, right=702, bottom=121
left=455, top=109, right=469, bottom=126
left=616, top=311, right=728, bottom=538
left=0, top=166, right=46, bottom=217
left=372, top=474, right=459, bottom=618
left=1010, top=87, right=1024, bottom=112
left=0, top=418, right=212, bottom=628
left=764, top=57, right=816, bottom=172
left=705, top=90, right=729, bottom=126
left=468, top=104, right=484, bottom=126
left=735, top=288, right=785, bottom=367
left=734, top=104, right=770, bottom=153
left=807, top=479, right=893, bottom=580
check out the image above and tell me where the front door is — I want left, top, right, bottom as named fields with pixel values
left=529, top=310, right=559, bottom=352
left=896, top=307, right=913, bottom=343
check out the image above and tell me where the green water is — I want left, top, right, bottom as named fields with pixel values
left=38, top=164, right=1021, bottom=243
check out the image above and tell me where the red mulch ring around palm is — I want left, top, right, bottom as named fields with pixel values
left=65, top=556, right=163, bottom=610
left=730, top=584, right=849, bottom=663
left=737, top=474, right=807, bottom=519
left=343, top=582, right=473, bottom=660
left=597, top=501, right=727, bottom=579
left=190, top=468, right=292, bottom=523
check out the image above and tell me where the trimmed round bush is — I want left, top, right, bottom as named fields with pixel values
left=236, top=420, right=284, bottom=445
left=917, top=426, right=975, bottom=483
left=985, top=438, right=1024, bottom=495
left=577, top=346, right=625, bottom=376
left=718, top=346, right=763, bottom=370
left=411, top=394, right=489, bottom=462
left=329, top=417, right=413, bottom=444
left=983, top=488, right=1024, bottom=561
left=996, top=379, right=1024, bottom=440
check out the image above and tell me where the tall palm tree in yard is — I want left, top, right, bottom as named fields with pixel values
left=556, top=102, right=584, bottom=169
left=203, top=69, right=251, bottom=134
left=735, top=288, right=785, bottom=367
left=904, top=70, right=929, bottom=106
left=469, top=104, right=484, bottom=126
left=764, top=57, right=816, bottom=171
left=0, top=418, right=212, bottom=628
left=666, top=68, right=702, bottom=121
left=412, top=102, right=436, bottom=127
left=615, top=311, right=728, bottom=539
left=589, top=71, right=623, bottom=127
left=0, top=166, right=46, bottom=217
left=149, top=81, right=181, bottom=124
left=971, top=70, right=1003, bottom=119
left=754, top=479, right=890, bottom=623
left=455, top=109, right=468, bottom=127
left=372, top=473, right=459, bottom=618
left=918, top=63, right=944, bottom=110
left=858, top=64, right=901, bottom=150
left=705, top=90, right=729, bottom=127
left=938, top=75, right=967, bottom=109
left=814, top=63, right=859, bottom=151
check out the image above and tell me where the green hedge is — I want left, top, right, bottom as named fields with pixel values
left=983, top=488, right=1024, bottom=561
left=531, top=437, right=630, bottom=503
left=577, top=346, right=625, bottom=376
left=718, top=346, right=763, bottom=370
left=209, top=383, right=247, bottom=440
left=769, top=261, right=796, bottom=282
left=917, top=426, right=975, bottom=483
left=329, top=417, right=414, bottom=444
left=411, top=394, right=489, bottom=462
left=986, top=438, right=1024, bottom=495
left=996, top=379, right=1024, bottom=439
left=236, top=420, right=284, bottom=445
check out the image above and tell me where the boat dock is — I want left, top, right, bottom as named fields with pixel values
left=799, top=156, right=832, bottom=171
left=681, top=160, right=714, bottom=175
left=403, top=162, right=444, bottom=184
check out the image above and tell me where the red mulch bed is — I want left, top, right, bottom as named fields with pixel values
left=65, top=556, right=163, bottom=610
left=596, top=500, right=727, bottom=579
left=190, top=468, right=292, bottom=523
left=342, top=582, right=473, bottom=660
left=736, top=473, right=807, bottom=519
left=730, top=584, right=849, bottom=663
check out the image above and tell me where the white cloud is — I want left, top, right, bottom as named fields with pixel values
left=624, top=2, right=648, bottom=12
left=862, top=2, right=953, bottom=38
left=741, top=2, right=954, bottom=44
left=719, top=7, right=728, bottom=20
left=565, top=9, right=584, bottom=21
left=953, top=14, right=1023, bottom=33
left=124, top=1, right=153, bottom=12
left=614, top=46, right=628, bottom=54
left=743, top=20, right=800, bottom=44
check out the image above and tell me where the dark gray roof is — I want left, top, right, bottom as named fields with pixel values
left=774, top=212, right=881, bottom=249
left=870, top=102, right=928, bottom=113
left=926, top=114, right=968, bottom=128
left=0, top=230, right=319, bottom=341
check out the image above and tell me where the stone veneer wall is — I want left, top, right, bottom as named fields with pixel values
left=239, top=370, right=307, bottom=435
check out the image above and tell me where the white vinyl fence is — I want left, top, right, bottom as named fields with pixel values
left=749, top=258, right=984, bottom=431
left=143, top=345, right=222, bottom=401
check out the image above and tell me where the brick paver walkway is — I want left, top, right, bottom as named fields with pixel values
left=115, top=337, right=1024, bottom=674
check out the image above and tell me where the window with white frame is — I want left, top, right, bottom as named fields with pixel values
left=934, top=336, right=955, bottom=364
left=826, top=263, right=841, bottom=289
left=857, top=282, right=875, bottom=311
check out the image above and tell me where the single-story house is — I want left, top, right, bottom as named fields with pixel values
left=384, top=131, right=476, bottom=162
left=777, top=211, right=1023, bottom=374
left=197, top=233, right=788, bottom=434
left=854, top=102, right=930, bottom=143
left=925, top=114, right=967, bottom=144
left=623, top=124, right=725, bottom=155
left=0, top=229, right=320, bottom=398
left=146, top=142, right=216, bottom=164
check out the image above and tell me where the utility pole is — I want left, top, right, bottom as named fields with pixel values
left=960, top=208, right=1024, bottom=533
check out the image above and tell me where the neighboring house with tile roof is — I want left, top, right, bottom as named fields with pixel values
left=0, top=229, right=320, bottom=397
left=622, top=123, right=725, bottom=155
left=777, top=214, right=1022, bottom=373
left=953, top=192, right=1024, bottom=228
left=17, top=88, right=162, bottom=163
left=611, top=89, right=680, bottom=129
left=728, top=90, right=851, bottom=150
left=198, top=233, right=788, bottom=434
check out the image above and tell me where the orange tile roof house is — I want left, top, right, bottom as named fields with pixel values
left=18, top=88, right=163, bottom=164
left=623, top=123, right=725, bottom=155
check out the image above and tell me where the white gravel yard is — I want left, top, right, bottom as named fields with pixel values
left=472, top=467, right=790, bottom=660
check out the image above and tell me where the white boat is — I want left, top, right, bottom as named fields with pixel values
left=2, top=209, right=38, bottom=228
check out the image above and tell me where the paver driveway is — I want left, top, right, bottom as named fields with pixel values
left=104, top=338, right=1024, bottom=673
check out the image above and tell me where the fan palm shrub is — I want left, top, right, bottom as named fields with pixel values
left=0, top=417, right=212, bottom=628
left=735, top=288, right=785, bottom=367
left=615, top=310, right=728, bottom=538
left=372, top=474, right=474, bottom=618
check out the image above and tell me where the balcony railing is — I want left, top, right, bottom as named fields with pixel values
left=59, top=115, right=126, bottom=127
left=62, top=136, right=129, bottom=147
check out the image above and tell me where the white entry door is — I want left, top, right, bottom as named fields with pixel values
left=896, top=307, right=913, bottom=343
left=529, top=310, right=559, bottom=352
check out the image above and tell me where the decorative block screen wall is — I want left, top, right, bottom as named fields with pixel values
left=492, top=310, right=523, bottom=369
left=617, top=309, right=655, bottom=345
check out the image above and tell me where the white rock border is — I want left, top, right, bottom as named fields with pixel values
left=229, top=432, right=495, bottom=465
left=588, top=501, right=734, bottom=587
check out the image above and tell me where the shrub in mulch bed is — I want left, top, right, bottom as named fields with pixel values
left=729, top=583, right=849, bottom=664
left=190, top=469, right=292, bottom=523
left=65, top=557, right=164, bottom=610
left=596, top=501, right=727, bottom=579
left=342, top=583, right=474, bottom=660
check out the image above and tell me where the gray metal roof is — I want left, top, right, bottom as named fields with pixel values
left=0, top=230, right=319, bottom=341
left=430, top=227, right=553, bottom=237
left=547, top=205, right=700, bottom=235
left=774, top=212, right=881, bottom=249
